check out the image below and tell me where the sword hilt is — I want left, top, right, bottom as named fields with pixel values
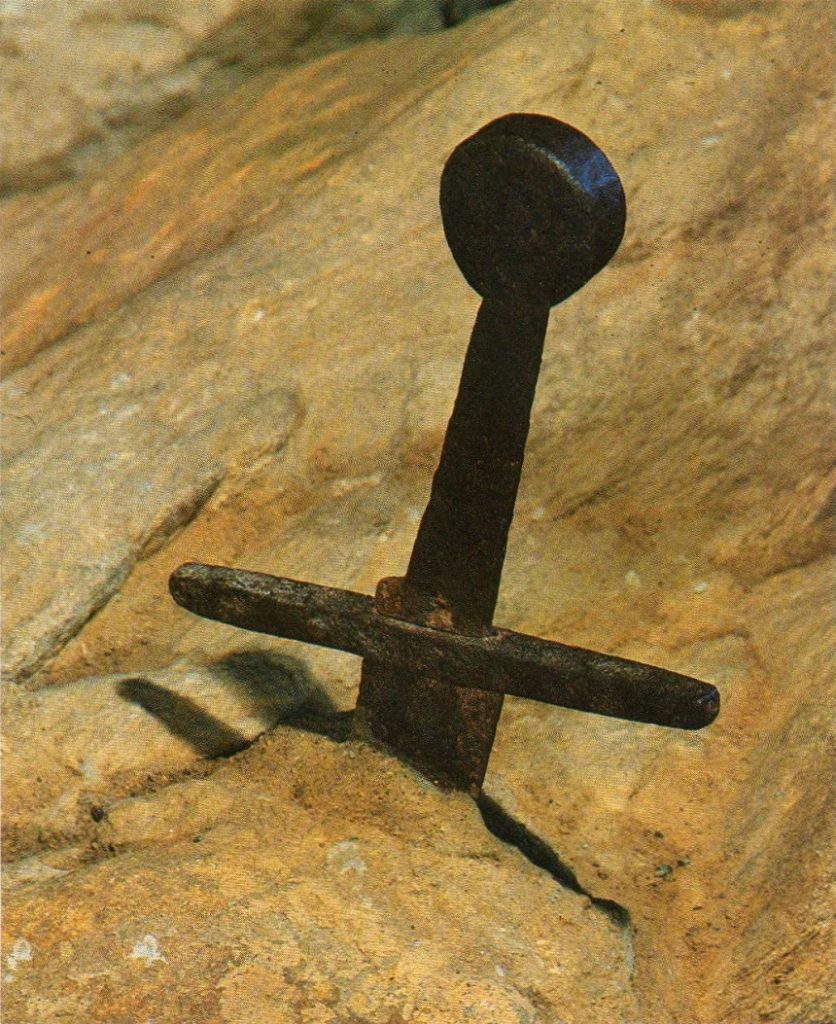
left=403, top=114, right=626, bottom=632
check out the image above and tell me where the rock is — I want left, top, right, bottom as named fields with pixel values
left=443, top=0, right=514, bottom=26
left=2, top=726, right=637, bottom=1023
left=0, top=0, right=447, bottom=195
left=1, top=654, right=332, bottom=859
left=2, top=0, right=834, bottom=1021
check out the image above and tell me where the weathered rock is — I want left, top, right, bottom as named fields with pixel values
left=2, top=0, right=834, bottom=1021
left=0, top=0, right=446, bottom=195
left=2, top=724, right=637, bottom=1023
left=1, top=653, right=329, bottom=860
left=0, top=4, right=464, bottom=372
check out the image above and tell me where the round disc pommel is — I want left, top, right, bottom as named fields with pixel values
left=440, top=113, right=626, bottom=307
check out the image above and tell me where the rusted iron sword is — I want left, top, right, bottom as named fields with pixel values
left=170, top=114, right=719, bottom=797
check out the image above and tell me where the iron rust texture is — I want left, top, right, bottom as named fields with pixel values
left=170, top=564, right=720, bottom=733
left=169, top=113, right=720, bottom=797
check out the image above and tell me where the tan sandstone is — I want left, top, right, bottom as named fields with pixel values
left=0, top=0, right=445, bottom=194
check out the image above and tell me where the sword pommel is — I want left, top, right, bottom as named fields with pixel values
left=440, top=113, right=626, bottom=308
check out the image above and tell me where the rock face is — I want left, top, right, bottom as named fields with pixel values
left=0, top=0, right=447, bottom=194
left=4, top=717, right=636, bottom=1023
left=2, top=1, right=834, bottom=1022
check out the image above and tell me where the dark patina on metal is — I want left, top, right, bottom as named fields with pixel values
left=169, top=113, right=720, bottom=797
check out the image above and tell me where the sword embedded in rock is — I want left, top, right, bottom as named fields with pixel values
left=170, top=113, right=720, bottom=797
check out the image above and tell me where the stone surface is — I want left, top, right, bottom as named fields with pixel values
left=2, top=725, right=636, bottom=1023
left=1, top=653, right=329, bottom=860
left=2, top=0, right=834, bottom=1021
left=0, top=0, right=447, bottom=195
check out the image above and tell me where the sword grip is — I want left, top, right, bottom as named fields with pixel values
left=405, top=297, right=548, bottom=630
left=403, top=114, right=626, bottom=633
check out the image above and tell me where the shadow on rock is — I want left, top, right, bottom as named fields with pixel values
left=209, top=649, right=353, bottom=741
left=118, top=650, right=353, bottom=757
left=117, top=677, right=251, bottom=757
